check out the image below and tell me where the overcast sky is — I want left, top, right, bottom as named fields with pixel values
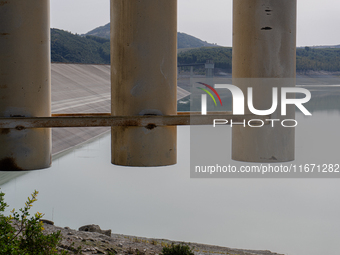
left=50, top=0, right=340, bottom=47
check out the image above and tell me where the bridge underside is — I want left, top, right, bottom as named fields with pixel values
left=0, top=0, right=296, bottom=170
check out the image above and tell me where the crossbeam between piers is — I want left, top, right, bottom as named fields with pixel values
left=0, top=113, right=269, bottom=129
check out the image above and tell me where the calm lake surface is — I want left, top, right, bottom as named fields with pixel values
left=1, top=82, right=340, bottom=255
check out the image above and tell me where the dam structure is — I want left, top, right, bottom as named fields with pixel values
left=51, top=63, right=190, bottom=156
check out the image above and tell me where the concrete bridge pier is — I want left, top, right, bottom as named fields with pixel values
left=110, top=0, right=177, bottom=166
left=0, top=0, right=51, bottom=171
left=232, top=0, right=297, bottom=162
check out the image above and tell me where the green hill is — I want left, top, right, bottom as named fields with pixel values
left=177, top=32, right=217, bottom=49
left=85, top=23, right=110, bottom=39
left=296, top=47, right=340, bottom=73
left=178, top=47, right=232, bottom=72
left=52, top=27, right=340, bottom=73
left=85, top=23, right=217, bottom=49
left=51, top=26, right=217, bottom=64
left=51, top=29, right=110, bottom=64
left=309, top=45, right=340, bottom=49
left=178, top=46, right=340, bottom=73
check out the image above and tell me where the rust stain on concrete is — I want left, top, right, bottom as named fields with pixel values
left=0, top=157, right=23, bottom=171
left=145, top=123, right=157, bottom=130
left=0, top=128, right=10, bottom=134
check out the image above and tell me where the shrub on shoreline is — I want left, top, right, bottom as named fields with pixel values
left=0, top=189, right=67, bottom=255
left=162, top=243, right=194, bottom=255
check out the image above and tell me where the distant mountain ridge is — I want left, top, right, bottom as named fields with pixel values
left=50, top=25, right=217, bottom=64
left=51, top=29, right=110, bottom=64
left=178, top=46, right=340, bottom=73
left=85, top=23, right=110, bottom=39
left=309, top=45, right=340, bottom=49
left=51, top=27, right=340, bottom=72
left=85, top=23, right=218, bottom=49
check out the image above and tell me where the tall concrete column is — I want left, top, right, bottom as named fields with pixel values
left=0, top=0, right=51, bottom=171
left=232, top=0, right=296, bottom=162
left=111, top=0, right=177, bottom=166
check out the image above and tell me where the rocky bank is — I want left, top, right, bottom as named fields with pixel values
left=41, top=223, right=284, bottom=255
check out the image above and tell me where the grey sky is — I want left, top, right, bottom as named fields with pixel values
left=50, top=0, right=340, bottom=47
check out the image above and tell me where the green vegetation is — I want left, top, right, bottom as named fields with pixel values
left=178, top=47, right=232, bottom=72
left=51, top=28, right=217, bottom=65
left=177, top=32, right=217, bottom=49
left=85, top=23, right=111, bottom=39
left=51, top=29, right=110, bottom=64
left=177, top=46, right=340, bottom=73
left=296, top=47, right=340, bottom=73
left=162, top=243, right=194, bottom=255
left=0, top=189, right=66, bottom=255
left=52, top=26, right=340, bottom=73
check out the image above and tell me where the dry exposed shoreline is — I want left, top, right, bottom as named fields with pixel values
left=42, top=223, right=284, bottom=255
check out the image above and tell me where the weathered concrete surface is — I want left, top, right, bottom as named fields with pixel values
left=232, top=0, right=296, bottom=162
left=0, top=0, right=51, bottom=171
left=51, top=63, right=189, bottom=156
left=111, top=0, right=178, bottom=166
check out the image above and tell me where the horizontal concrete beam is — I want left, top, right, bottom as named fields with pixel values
left=0, top=113, right=269, bottom=129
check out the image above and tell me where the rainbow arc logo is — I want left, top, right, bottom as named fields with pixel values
left=197, top=82, right=223, bottom=106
